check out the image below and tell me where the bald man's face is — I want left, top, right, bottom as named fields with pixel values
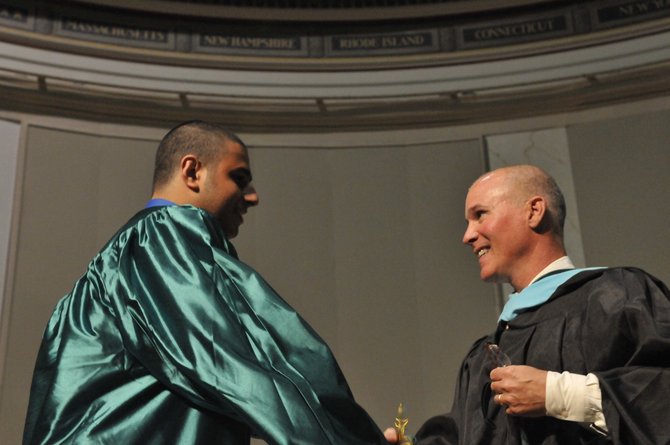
left=197, top=141, right=258, bottom=238
left=462, top=173, right=531, bottom=286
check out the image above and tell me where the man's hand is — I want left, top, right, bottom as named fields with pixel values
left=384, top=427, right=398, bottom=443
left=490, top=365, right=547, bottom=417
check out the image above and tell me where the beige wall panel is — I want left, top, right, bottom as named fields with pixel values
left=404, top=142, right=496, bottom=420
left=0, top=119, right=20, bottom=326
left=567, top=110, right=670, bottom=284
left=235, top=141, right=494, bottom=431
left=234, top=148, right=340, bottom=352
left=0, top=126, right=156, bottom=443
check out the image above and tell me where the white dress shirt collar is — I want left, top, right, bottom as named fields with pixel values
left=529, top=256, right=575, bottom=285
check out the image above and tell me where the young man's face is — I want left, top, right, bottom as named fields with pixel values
left=198, top=141, right=258, bottom=238
left=462, top=173, right=530, bottom=287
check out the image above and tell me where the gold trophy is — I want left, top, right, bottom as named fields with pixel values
left=394, top=403, right=414, bottom=445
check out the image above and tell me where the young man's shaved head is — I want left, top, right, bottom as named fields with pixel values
left=152, top=120, right=245, bottom=190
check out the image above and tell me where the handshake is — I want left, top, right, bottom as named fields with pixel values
left=383, top=404, right=415, bottom=445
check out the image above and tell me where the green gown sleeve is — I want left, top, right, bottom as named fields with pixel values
left=107, top=205, right=384, bottom=445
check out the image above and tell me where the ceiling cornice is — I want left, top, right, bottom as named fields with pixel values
left=64, top=0, right=562, bottom=22
left=1, top=1, right=669, bottom=131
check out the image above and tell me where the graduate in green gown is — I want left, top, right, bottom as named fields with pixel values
left=24, top=121, right=387, bottom=445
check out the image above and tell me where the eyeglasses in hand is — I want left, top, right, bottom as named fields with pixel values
left=484, top=342, right=511, bottom=367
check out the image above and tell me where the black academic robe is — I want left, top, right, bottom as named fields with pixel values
left=415, top=267, right=670, bottom=445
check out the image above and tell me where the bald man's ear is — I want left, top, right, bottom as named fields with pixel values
left=527, top=196, right=547, bottom=231
left=180, top=155, right=202, bottom=192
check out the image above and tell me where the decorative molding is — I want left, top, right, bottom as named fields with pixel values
left=0, top=3, right=33, bottom=30
left=53, top=15, right=174, bottom=50
left=0, top=1, right=669, bottom=69
left=0, top=1, right=669, bottom=131
left=195, top=34, right=308, bottom=57
left=457, top=11, right=574, bottom=49
left=594, top=0, right=670, bottom=29
left=59, top=0, right=566, bottom=22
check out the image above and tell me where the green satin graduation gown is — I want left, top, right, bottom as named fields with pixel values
left=23, top=205, right=385, bottom=445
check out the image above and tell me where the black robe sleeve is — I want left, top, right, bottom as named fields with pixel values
left=587, top=268, right=670, bottom=445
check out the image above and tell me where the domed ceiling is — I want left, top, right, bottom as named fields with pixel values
left=65, top=0, right=564, bottom=21
left=0, top=0, right=668, bottom=130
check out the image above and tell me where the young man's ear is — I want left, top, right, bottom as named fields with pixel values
left=180, top=155, right=202, bottom=192
left=527, top=196, right=547, bottom=230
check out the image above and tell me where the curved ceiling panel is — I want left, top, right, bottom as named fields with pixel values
left=0, top=0, right=669, bottom=131
left=0, top=1, right=668, bottom=70
left=67, top=0, right=560, bottom=21
left=0, top=30, right=668, bottom=131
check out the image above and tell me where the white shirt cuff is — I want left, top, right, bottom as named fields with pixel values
left=545, top=371, right=608, bottom=433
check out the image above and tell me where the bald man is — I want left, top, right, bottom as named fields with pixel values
left=24, top=121, right=387, bottom=445
left=388, top=165, right=670, bottom=444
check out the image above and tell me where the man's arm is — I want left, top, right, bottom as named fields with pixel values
left=115, top=207, right=385, bottom=445
left=545, top=371, right=607, bottom=433
left=490, top=366, right=607, bottom=432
